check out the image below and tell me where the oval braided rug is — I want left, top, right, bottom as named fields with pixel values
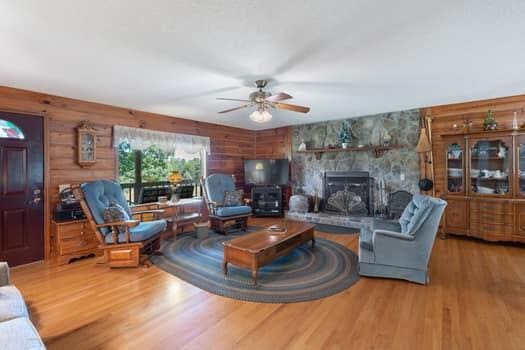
left=151, top=228, right=359, bottom=303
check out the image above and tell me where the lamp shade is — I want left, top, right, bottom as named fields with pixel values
left=168, top=170, right=183, bottom=184
left=416, top=127, right=431, bottom=153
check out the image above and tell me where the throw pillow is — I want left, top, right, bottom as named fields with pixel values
left=223, top=189, right=244, bottom=207
left=103, top=202, right=131, bottom=234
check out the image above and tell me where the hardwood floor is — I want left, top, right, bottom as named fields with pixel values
left=11, top=218, right=525, bottom=350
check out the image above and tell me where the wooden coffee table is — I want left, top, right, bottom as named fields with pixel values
left=222, top=220, right=315, bottom=285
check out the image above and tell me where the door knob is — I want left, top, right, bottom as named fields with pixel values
left=27, top=198, right=41, bottom=205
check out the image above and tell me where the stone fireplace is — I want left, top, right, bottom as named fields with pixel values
left=290, top=109, right=421, bottom=216
left=287, top=109, right=420, bottom=228
left=323, top=171, right=373, bottom=216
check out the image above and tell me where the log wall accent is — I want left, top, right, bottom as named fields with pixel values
left=423, top=93, right=525, bottom=198
left=254, top=126, right=292, bottom=159
left=0, top=85, right=255, bottom=260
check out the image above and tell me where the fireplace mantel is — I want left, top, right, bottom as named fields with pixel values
left=296, top=144, right=408, bottom=159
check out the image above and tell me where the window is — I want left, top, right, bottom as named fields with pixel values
left=113, top=126, right=210, bottom=204
left=118, top=141, right=204, bottom=182
left=117, top=142, right=206, bottom=203
left=0, top=119, right=24, bottom=139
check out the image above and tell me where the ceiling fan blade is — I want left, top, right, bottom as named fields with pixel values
left=265, top=92, right=293, bottom=102
left=218, top=104, right=251, bottom=114
left=274, top=102, right=310, bottom=113
left=216, top=97, right=252, bottom=102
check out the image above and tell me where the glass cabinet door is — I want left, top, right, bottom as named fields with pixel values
left=446, top=141, right=465, bottom=194
left=469, top=137, right=512, bottom=196
left=518, top=136, right=525, bottom=197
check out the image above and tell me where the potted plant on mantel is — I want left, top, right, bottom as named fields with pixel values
left=339, top=121, right=351, bottom=149
left=483, top=110, right=497, bottom=131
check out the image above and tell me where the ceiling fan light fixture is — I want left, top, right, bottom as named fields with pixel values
left=249, top=108, right=272, bottom=123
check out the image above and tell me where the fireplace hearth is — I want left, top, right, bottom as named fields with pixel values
left=323, top=171, right=374, bottom=216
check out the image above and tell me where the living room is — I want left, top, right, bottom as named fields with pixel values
left=1, top=1, right=524, bottom=349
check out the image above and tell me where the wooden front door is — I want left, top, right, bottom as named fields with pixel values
left=0, top=112, right=44, bottom=266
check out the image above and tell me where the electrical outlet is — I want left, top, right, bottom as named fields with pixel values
left=400, top=173, right=405, bottom=181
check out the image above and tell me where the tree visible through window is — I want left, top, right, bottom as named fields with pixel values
left=118, top=141, right=202, bottom=183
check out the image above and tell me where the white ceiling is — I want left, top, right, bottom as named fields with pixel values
left=1, top=0, right=525, bottom=130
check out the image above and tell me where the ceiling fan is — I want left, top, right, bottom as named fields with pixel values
left=217, top=79, right=310, bottom=123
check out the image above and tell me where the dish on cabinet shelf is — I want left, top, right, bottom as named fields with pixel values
left=448, top=168, right=463, bottom=177
left=475, top=186, right=496, bottom=194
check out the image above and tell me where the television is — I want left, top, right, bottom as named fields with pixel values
left=244, top=159, right=290, bottom=185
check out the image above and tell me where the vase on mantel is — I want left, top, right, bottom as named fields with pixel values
left=314, top=190, right=320, bottom=213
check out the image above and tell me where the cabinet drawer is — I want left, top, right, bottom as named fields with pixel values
left=57, top=221, right=89, bottom=232
left=479, top=212, right=514, bottom=225
left=59, top=236, right=98, bottom=256
left=480, top=223, right=513, bottom=237
left=59, top=227, right=95, bottom=240
left=479, top=202, right=513, bottom=214
left=56, top=221, right=91, bottom=238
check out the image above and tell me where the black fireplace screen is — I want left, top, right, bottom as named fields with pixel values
left=323, top=171, right=374, bottom=216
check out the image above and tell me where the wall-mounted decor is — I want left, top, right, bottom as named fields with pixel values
left=76, top=120, right=96, bottom=167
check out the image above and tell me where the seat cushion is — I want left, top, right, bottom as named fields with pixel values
left=0, top=317, right=45, bottom=350
left=215, top=205, right=252, bottom=217
left=398, top=194, right=433, bottom=235
left=0, top=286, right=28, bottom=322
left=105, top=219, right=167, bottom=244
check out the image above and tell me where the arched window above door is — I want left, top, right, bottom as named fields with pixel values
left=0, top=119, right=25, bottom=139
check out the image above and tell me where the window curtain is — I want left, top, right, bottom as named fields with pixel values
left=113, top=125, right=211, bottom=157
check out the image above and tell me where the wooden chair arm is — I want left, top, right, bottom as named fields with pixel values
left=133, top=209, right=165, bottom=215
left=133, top=209, right=165, bottom=221
left=96, top=220, right=140, bottom=228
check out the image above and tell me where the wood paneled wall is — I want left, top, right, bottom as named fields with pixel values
left=423, top=93, right=525, bottom=197
left=0, top=85, right=256, bottom=260
left=254, top=126, right=292, bottom=159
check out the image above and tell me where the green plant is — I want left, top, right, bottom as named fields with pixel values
left=117, top=142, right=201, bottom=184
left=339, top=122, right=351, bottom=144
left=483, top=110, right=497, bottom=130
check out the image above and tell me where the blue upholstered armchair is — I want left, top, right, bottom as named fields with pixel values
left=74, top=180, right=167, bottom=267
left=359, top=194, right=447, bottom=284
left=201, top=174, right=252, bottom=234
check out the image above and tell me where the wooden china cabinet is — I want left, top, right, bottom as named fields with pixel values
left=441, top=129, right=525, bottom=242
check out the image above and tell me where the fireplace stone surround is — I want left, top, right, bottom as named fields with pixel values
left=291, top=109, right=420, bottom=207
left=287, top=109, right=420, bottom=228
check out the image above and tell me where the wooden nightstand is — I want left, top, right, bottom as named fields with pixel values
left=52, top=219, right=101, bottom=265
